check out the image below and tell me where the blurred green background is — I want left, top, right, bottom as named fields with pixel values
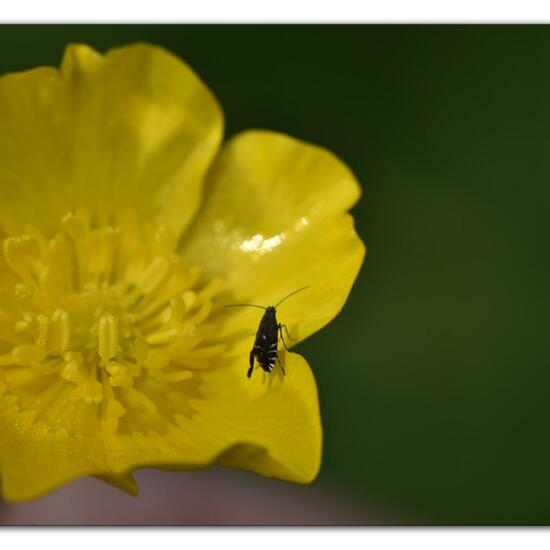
left=0, top=24, right=548, bottom=525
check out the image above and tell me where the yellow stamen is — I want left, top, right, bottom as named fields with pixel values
left=12, top=345, right=48, bottom=366
left=34, top=314, right=49, bottom=347
left=98, top=314, right=119, bottom=365
left=51, top=309, right=71, bottom=353
left=0, top=208, right=225, bottom=437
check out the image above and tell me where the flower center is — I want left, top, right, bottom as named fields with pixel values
left=0, top=209, right=224, bottom=435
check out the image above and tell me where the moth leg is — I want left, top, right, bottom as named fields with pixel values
left=276, top=356, right=286, bottom=376
left=247, top=350, right=255, bottom=378
left=278, top=324, right=294, bottom=351
left=281, top=323, right=295, bottom=341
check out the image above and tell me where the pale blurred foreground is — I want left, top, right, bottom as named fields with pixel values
left=0, top=468, right=400, bottom=525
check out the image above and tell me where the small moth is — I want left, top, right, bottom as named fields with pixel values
left=224, top=286, right=309, bottom=378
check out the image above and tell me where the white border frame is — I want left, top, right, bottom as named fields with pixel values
left=2, top=1, right=550, bottom=23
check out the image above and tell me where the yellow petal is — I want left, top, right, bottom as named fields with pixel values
left=100, top=351, right=322, bottom=483
left=0, top=43, right=223, bottom=237
left=95, top=472, right=138, bottom=496
left=180, top=130, right=365, bottom=347
left=206, top=352, right=322, bottom=483
left=0, top=413, right=107, bottom=501
left=0, top=353, right=319, bottom=501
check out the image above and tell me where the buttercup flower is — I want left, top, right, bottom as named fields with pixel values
left=0, top=43, right=365, bottom=502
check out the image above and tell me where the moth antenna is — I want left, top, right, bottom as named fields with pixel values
left=224, top=303, right=267, bottom=310
left=274, top=285, right=310, bottom=308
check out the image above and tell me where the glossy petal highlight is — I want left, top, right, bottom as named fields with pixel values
left=180, top=130, right=366, bottom=349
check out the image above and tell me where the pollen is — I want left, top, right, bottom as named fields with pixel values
left=0, top=209, right=225, bottom=435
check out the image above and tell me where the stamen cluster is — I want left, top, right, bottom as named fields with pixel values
left=0, top=209, right=224, bottom=435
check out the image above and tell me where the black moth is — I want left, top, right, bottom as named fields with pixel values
left=224, top=286, right=309, bottom=378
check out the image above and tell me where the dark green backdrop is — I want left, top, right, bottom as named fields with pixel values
left=0, top=25, right=548, bottom=525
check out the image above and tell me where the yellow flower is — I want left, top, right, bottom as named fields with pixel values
left=0, top=43, right=365, bottom=502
